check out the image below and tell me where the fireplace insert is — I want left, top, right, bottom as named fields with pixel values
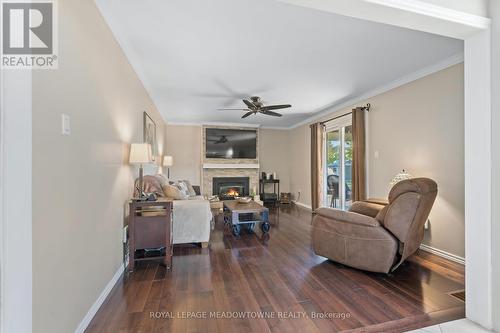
left=213, top=177, right=250, bottom=200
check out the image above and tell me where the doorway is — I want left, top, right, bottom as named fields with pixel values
left=324, top=115, right=352, bottom=210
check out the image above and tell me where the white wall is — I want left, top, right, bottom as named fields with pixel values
left=31, top=1, right=167, bottom=332
left=0, top=70, right=33, bottom=333
left=490, top=1, right=500, bottom=330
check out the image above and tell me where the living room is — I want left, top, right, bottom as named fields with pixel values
left=1, top=1, right=499, bottom=333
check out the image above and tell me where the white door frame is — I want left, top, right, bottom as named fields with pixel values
left=278, top=0, right=493, bottom=329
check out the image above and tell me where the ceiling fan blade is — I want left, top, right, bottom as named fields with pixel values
left=261, top=104, right=292, bottom=111
left=218, top=108, right=250, bottom=111
left=243, top=99, right=256, bottom=109
left=262, top=110, right=282, bottom=117
left=241, top=111, right=254, bottom=118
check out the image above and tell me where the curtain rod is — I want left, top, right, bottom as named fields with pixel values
left=319, top=103, right=371, bottom=125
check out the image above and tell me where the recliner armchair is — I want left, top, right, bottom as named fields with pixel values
left=312, top=178, right=437, bottom=273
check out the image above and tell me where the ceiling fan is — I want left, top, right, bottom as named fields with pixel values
left=208, top=135, right=228, bottom=144
left=218, top=96, right=292, bottom=118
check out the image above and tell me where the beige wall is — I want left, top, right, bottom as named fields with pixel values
left=288, top=125, right=312, bottom=207
left=32, top=1, right=167, bottom=332
left=287, top=64, right=465, bottom=257
left=259, top=129, right=291, bottom=193
left=165, top=124, right=202, bottom=184
left=366, top=64, right=464, bottom=257
left=164, top=125, right=292, bottom=194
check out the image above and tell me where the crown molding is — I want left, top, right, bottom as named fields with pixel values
left=167, top=121, right=262, bottom=128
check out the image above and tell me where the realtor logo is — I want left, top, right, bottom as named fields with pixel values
left=1, top=1, right=58, bottom=69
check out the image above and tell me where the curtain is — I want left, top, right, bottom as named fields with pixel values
left=310, top=122, right=325, bottom=211
left=352, top=107, right=366, bottom=201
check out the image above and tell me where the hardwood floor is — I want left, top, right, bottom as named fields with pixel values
left=86, top=205, right=465, bottom=333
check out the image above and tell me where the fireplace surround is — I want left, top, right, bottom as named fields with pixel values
left=213, top=177, right=250, bottom=200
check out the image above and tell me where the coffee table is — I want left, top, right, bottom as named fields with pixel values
left=223, top=200, right=270, bottom=236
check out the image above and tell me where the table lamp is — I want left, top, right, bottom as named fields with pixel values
left=390, top=169, right=412, bottom=188
left=163, top=155, right=173, bottom=178
left=129, top=143, right=152, bottom=196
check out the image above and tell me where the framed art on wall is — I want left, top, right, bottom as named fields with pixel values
left=143, top=111, right=157, bottom=161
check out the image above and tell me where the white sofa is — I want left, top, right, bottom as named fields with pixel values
left=137, top=175, right=213, bottom=247
left=171, top=197, right=212, bottom=245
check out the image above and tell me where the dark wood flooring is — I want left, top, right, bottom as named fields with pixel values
left=86, top=204, right=465, bottom=333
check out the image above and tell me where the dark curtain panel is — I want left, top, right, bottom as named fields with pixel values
left=310, top=123, right=325, bottom=211
left=352, top=107, right=367, bottom=201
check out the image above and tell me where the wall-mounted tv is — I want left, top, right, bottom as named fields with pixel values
left=205, top=128, right=257, bottom=159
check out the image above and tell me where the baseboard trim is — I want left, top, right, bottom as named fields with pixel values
left=419, top=244, right=465, bottom=265
left=74, top=263, right=125, bottom=333
left=293, top=201, right=312, bottom=211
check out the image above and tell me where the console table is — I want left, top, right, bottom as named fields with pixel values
left=128, top=198, right=173, bottom=272
left=259, top=179, right=280, bottom=206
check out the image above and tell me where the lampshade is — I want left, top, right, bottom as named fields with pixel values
left=129, top=143, right=152, bottom=164
left=163, top=155, right=174, bottom=167
left=390, top=169, right=412, bottom=188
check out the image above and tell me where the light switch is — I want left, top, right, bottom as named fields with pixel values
left=61, top=114, right=70, bottom=135
left=374, top=150, right=379, bottom=159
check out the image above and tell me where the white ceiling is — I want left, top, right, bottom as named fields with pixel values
left=96, top=0, right=463, bottom=128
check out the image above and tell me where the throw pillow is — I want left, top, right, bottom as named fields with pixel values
left=182, top=180, right=197, bottom=197
left=163, top=184, right=189, bottom=200
left=154, top=174, right=169, bottom=187
left=177, top=181, right=190, bottom=197
left=134, top=175, right=164, bottom=197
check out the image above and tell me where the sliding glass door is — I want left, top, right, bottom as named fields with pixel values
left=324, top=117, right=353, bottom=210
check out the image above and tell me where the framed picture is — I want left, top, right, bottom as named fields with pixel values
left=143, top=111, right=158, bottom=161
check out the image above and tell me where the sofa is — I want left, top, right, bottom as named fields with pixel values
left=136, top=175, right=213, bottom=247
left=311, top=178, right=437, bottom=273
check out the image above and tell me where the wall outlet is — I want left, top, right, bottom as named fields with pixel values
left=122, top=225, right=128, bottom=243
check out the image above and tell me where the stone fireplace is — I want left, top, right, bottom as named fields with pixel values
left=213, top=177, right=250, bottom=200
left=201, top=126, right=260, bottom=198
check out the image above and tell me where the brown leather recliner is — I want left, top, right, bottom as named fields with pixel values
left=312, top=178, right=437, bottom=273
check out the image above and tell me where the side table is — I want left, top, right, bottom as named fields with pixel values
left=128, top=198, right=173, bottom=272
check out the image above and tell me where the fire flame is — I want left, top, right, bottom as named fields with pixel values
left=226, top=189, right=240, bottom=197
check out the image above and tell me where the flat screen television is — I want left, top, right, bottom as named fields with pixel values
left=205, top=128, right=257, bottom=159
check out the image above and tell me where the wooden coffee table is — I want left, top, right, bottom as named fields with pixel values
left=223, top=200, right=270, bottom=236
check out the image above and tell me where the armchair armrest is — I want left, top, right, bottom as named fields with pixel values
left=315, top=207, right=380, bottom=227
left=349, top=200, right=387, bottom=218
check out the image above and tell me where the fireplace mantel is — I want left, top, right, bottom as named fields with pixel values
left=203, top=163, right=260, bottom=169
